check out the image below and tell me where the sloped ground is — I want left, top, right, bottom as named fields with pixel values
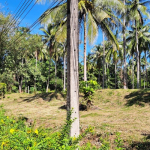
left=0, top=89, right=150, bottom=149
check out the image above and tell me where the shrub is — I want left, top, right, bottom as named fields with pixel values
left=12, top=86, right=18, bottom=93
left=0, top=107, right=93, bottom=150
left=49, top=78, right=63, bottom=91
left=80, top=80, right=99, bottom=102
left=0, top=83, right=6, bottom=98
left=30, top=87, right=35, bottom=93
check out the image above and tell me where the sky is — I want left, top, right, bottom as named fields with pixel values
left=0, top=0, right=103, bottom=62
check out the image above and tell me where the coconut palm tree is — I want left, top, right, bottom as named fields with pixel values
left=126, top=23, right=150, bottom=88
left=91, top=45, right=103, bottom=85
left=40, top=0, right=124, bottom=84
left=40, top=24, right=58, bottom=92
left=67, top=0, right=80, bottom=139
left=127, top=0, right=150, bottom=88
left=105, top=43, right=119, bottom=89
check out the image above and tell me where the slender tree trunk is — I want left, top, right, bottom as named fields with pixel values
left=63, top=46, right=66, bottom=91
left=84, top=13, right=87, bottom=82
left=120, top=62, right=123, bottom=87
left=34, top=50, right=38, bottom=92
left=132, top=55, right=134, bottom=89
left=144, top=70, right=145, bottom=89
left=98, top=68, right=100, bottom=84
left=25, top=73, right=27, bottom=93
left=67, top=0, right=79, bottom=139
left=46, top=57, right=51, bottom=93
left=115, top=63, right=117, bottom=89
left=18, top=77, right=22, bottom=93
left=105, top=63, right=107, bottom=88
left=55, top=55, right=57, bottom=92
left=139, top=54, right=141, bottom=88
left=123, top=0, right=127, bottom=89
left=135, top=20, right=139, bottom=89
left=102, top=32, right=105, bottom=89
left=145, top=52, right=147, bottom=88
left=106, top=63, right=109, bottom=86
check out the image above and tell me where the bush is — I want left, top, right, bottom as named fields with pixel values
left=0, top=83, right=6, bottom=98
left=30, top=87, right=35, bottom=93
left=79, top=80, right=99, bottom=102
left=12, top=86, right=18, bottom=93
left=0, top=107, right=93, bottom=150
left=49, top=78, right=63, bottom=91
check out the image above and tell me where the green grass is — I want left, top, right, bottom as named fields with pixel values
left=81, top=113, right=99, bottom=118
left=1, top=89, right=150, bottom=149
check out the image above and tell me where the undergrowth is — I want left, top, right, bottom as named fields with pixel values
left=0, top=105, right=126, bottom=149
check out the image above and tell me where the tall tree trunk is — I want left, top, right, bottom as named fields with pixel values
left=135, top=20, right=139, bottom=89
left=123, top=0, right=127, bottom=89
left=34, top=50, right=38, bottom=93
left=132, top=55, right=134, bottom=89
left=63, top=46, right=66, bottom=91
left=144, top=70, right=145, bottom=89
left=84, top=13, right=87, bottom=82
left=145, top=51, right=147, bottom=88
left=18, top=77, right=22, bottom=93
left=98, top=68, right=100, bottom=84
left=55, top=55, right=57, bottom=92
left=67, top=0, right=79, bottom=138
left=102, top=32, right=105, bottom=89
left=106, top=63, right=109, bottom=86
left=115, top=63, right=117, bottom=89
left=120, top=61, right=123, bottom=87
left=46, top=57, right=51, bottom=93
left=105, top=63, right=107, bottom=88
left=139, top=53, right=141, bottom=88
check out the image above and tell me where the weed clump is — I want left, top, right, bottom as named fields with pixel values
left=0, top=106, right=94, bottom=149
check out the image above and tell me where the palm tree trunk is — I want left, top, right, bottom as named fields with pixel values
left=34, top=50, right=38, bottom=93
left=145, top=51, right=147, bottom=88
left=106, top=63, right=109, bottom=86
left=132, top=55, right=134, bottom=89
left=135, top=20, right=140, bottom=89
left=67, top=0, right=80, bottom=137
left=46, top=57, right=51, bottom=92
left=120, top=61, right=123, bottom=87
left=98, top=68, right=100, bottom=84
left=84, top=13, right=87, bottom=82
left=105, top=63, right=107, bottom=88
left=139, top=53, right=141, bottom=88
left=144, top=70, right=145, bottom=89
left=55, top=56, right=57, bottom=92
left=67, top=0, right=79, bottom=138
left=18, top=78, right=21, bottom=93
left=115, top=63, right=117, bottom=89
left=63, top=47, right=66, bottom=91
left=123, top=0, right=127, bottom=89
left=102, top=32, right=105, bottom=89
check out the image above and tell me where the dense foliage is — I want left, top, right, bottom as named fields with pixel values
left=1, top=0, right=150, bottom=93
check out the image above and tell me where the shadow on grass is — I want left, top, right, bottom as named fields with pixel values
left=19, top=92, right=66, bottom=103
left=127, top=142, right=150, bottom=150
left=126, top=134, right=150, bottom=150
left=59, top=103, right=87, bottom=111
left=124, top=89, right=150, bottom=106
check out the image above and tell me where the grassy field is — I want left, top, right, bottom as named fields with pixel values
left=0, top=89, right=150, bottom=149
